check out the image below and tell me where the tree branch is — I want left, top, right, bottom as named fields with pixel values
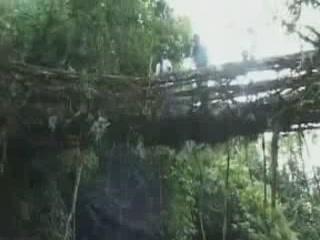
left=296, top=31, right=318, bottom=46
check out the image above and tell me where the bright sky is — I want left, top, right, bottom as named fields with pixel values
left=170, top=0, right=320, bottom=172
left=170, top=0, right=318, bottom=64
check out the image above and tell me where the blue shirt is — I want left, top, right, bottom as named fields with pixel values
left=192, top=45, right=208, bottom=68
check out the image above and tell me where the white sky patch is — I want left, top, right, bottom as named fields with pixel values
left=170, top=0, right=320, bottom=171
left=261, top=131, right=320, bottom=177
left=170, top=0, right=317, bottom=64
left=281, top=131, right=320, bottom=176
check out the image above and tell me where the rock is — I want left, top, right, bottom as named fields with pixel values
left=77, top=145, right=160, bottom=240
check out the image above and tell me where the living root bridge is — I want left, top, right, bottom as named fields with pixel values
left=1, top=50, right=320, bottom=147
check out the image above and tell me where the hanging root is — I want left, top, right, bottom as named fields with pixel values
left=271, top=124, right=280, bottom=209
left=222, top=141, right=231, bottom=240
left=63, top=147, right=83, bottom=240
left=0, top=127, right=7, bottom=176
left=262, top=134, right=267, bottom=207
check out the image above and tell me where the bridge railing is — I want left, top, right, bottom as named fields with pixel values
left=151, top=50, right=320, bottom=119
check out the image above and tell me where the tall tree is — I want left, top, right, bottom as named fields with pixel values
left=1, top=0, right=191, bottom=75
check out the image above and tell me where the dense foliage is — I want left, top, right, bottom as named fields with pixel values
left=0, top=1, right=319, bottom=240
left=159, top=137, right=320, bottom=240
left=0, top=0, right=191, bottom=75
left=3, top=133, right=320, bottom=239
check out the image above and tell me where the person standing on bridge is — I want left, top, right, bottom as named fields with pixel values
left=190, top=34, right=209, bottom=111
left=190, top=34, right=208, bottom=70
left=155, top=51, right=173, bottom=77
left=155, top=50, right=174, bottom=117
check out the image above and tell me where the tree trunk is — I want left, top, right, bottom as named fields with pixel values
left=271, top=129, right=280, bottom=209
left=72, top=212, right=76, bottom=240
left=159, top=157, right=162, bottom=211
left=313, top=169, right=320, bottom=194
left=0, top=133, right=7, bottom=176
left=197, top=162, right=206, bottom=240
left=298, top=131, right=311, bottom=195
left=148, top=55, right=154, bottom=78
left=199, top=210, right=206, bottom=240
left=63, top=148, right=83, bottom=240
left=245, top=140, right=254, bottom=185
left=262, top=134, right=267, bottom=207
left=222, top=144, right=231, bottom=240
